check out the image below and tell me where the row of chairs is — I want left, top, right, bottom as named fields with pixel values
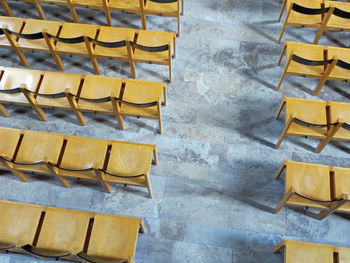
left=274, top=240, right=350, bottom=262
left=274, top=160, right=350, bottom=220
left=0, top=16, right=176, bottom=81
left=278, top=0, right=350, bottom=43
left=0, top=126, right=157, bottom=198
left=0, top=0, right=184, bottom=36
left=277, top=41, right=350, bottom=95
left=0, top=200, right=145, bottom=262
left=275, top=97, right=350, bottom=153
left=0, top=67, right=166, bottom=133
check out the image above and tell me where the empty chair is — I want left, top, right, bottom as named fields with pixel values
left=274, top=240, right=350, bottom=262
left=0, top=200, right=145, bottom=262
left=0, top=201, right=44, bottom=252
left=0, top=127, right=157, bottom=197
left=78, top=213, right=145, bottom=263
left=275, top=160, right=350, bottom=220
left=22, top=207, right=91, bottom=261
left=0, top=66, right=166, bottom=132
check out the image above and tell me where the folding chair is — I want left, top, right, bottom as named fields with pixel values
left=21, top=206, right=91, bottom=261
left=0, top=201, right=44, bottom=253
left=274, top=240, right=350, bottom=262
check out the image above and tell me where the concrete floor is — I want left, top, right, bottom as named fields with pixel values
left=1, top=0, right=350, bottom=262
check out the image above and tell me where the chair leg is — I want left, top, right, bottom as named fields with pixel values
left=273, top=240, right=286, bottom=254
left=275, top=99, right=286, bottom=120
left=95, top=168, right=112, bottom=194
left=145, top=174, right=153, bottom=199
left=157, top=101, right=162, bottom=134
left=0, top=159, right=28, bottom=182
left=275, top=114, right=294, bottom=149
left=152, top=147, right=158, bottom=165
left=275, top=161, right=287, bottom=180
left=277, top=43, right=287, bottom=66
left=274, top=187, right=294, bottom=214
left=45, top=161, right=70, bottom=188
left=276, top=53, right=293, bottom=91
left=177, top=14, right=180, bottom=37
left=317, top=198, right=348, bottom=220
left=278, top=5, right=292, bottom=43
left=315, top=121, right=343, bottom=153
left=0, top=0, right=13, bottom=16
left=33, top=0, right=46, bottom=20
left=278, top=0, right=287, bottom=22
left=0, top=103, right=9, bottom=117
left=313, top=58, right=337, bottom=96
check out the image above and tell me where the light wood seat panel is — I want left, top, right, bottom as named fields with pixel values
left=86, top=214, right=141, bottom=261
left=59, top=136, right=108, bottom=179
left=35, top=71, right=81, bottom=109
left=18, top=19, right=61, bottom=51
left=34, top=207, right=91, bottom=257
left=284, top=97, right=327, bottom=138
left=0, top=201, right=43, bottom=248
left=77, top=75, right=122, bottom=113
left=0, top=67, right=166, bottom=133
left=0, top=68, right=41, bottom=104
left=55, top=23, right=98, bottom=54
left=14, top=130, right=64, bottom=174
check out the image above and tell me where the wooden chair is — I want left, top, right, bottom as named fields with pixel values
left=77, top=213, right=145, bottom=263
left=274, top=240, right=350, bottom=262
left=275, top=97, right=350, bottom=153
left=0, top=66, right=166, bottom=133
left=1, top=0, right=184, bottom=35
left=278, top=0, right=350, bottom=44
left=143, top=0, right=183, bottom=36
left=21, top=207, right=91, bottom=261
left=277, top=42, right=350, bottom=96
left=0, top=202, right=44, bottom=255
left=0, top=16, right=176, bottom=81
left=278, top=0, right=326, bottom=43
left=274, top=160, right=350, bottom=220
left=0, top=200, right=145, bottom=263
left=0, top=126, right=157, bottom=197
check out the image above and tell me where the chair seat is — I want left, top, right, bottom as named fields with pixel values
left=18, top=20, right=61, bottom=51
left=144, top=0, right=178, bottom=16
left=106, top=142, right=153, bottom=185
left=35, top=207, right=91, bottom=256
left=327, top=2, right=350, bottom=30
left=0, top=201, right=43, bottom=247
left=328, top=102, right=350, bottom=140
left=285, top=98, right=327, bottom=138
left=286, top=43, right=324, bottom=77
left=85, top=214, right=141, bottom=260
left=285, top=161, right=331, bottom=204
left=55, top=23, right=98, bottom=55
left=58, top=136, right=108, bottom=178
left=120, top=82, right=162, bottom=118
left=94, top=27, right=134, bottom=59
left=0, top=127, right=22, bottom=167
left=14, top=130, right=64, bottom=175
left=0, top=68, right=42, bottom=104
left=133, top=31, right=171, bottom=63
left=108, top=0, right=141, bottom=12
left=286, top=0, right=324, bottom=28
left=35, top=71, right=81, bottom=109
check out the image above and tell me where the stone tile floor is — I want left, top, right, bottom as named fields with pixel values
left=1, top=0, right=350, bottom=262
